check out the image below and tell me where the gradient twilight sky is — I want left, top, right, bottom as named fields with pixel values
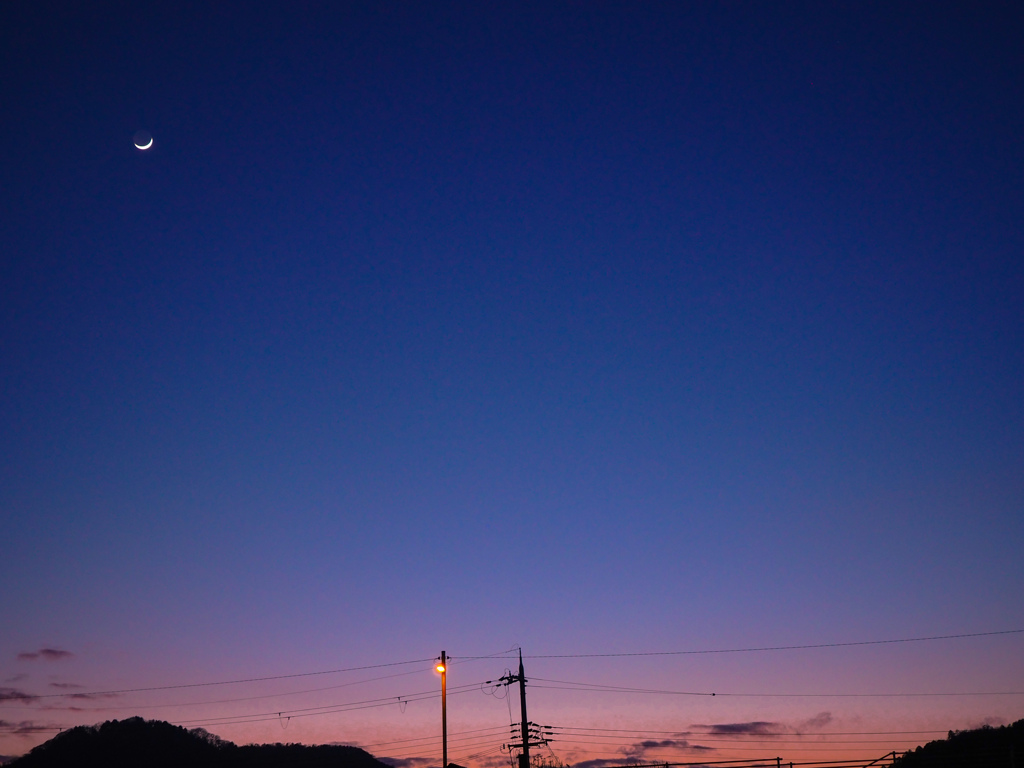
left=2, top=1, right=1023, bottom=764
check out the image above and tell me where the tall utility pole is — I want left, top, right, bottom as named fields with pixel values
left=499, top=650, right=551, bottom=768
left=437, top=651, right=447, bottom=768
left=517, top=651, right=529, bottom=768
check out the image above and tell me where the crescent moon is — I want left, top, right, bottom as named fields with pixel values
left=135, top=138, right=153, bottom=150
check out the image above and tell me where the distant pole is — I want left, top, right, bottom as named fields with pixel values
left=438, top=651, right=448, bottom=768
left=498, top=651, right=546, bottom=768
left=518, top=650, right=529, bottom=768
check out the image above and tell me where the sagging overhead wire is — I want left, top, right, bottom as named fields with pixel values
left=372, top=733, right=507, bottom=754
left=30, top=630, right=1021, bottom=703
left=546, top=726, right=947, bottom=747
left=456, top=629, right=1024, bottom=661
left=33, top=666, right=433, bottom=713
left=168, top=680, right=488, bottom=729
left=548, top=729, right=946, bottom=741
left=32, top=657, right=436, bottom=699
left=530, top=676, right=1024, bottom=697
left=361, top=724, right=510, bottom=749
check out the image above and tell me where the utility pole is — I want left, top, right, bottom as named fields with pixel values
left=518, top=651, right=529, bottom=768
left=498, top=650, right=552, bottom=768
left=437, top=651, right=447, bottom=768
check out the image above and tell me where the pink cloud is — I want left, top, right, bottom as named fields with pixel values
left=17, top=648, right=73, bottom=662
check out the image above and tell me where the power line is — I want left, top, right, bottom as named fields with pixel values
left=548, top=731, right=934, bottom=746
left=26, top=630, right=1021, bottom=702
left=530, top=676, right=1024, bottom=698
left=548, top=729, right=946, bottom=741
left=28, top=667, right=431, bottom=712
left=553, top=737, right=924, bottom=747
left=555, top=740, right=909, bottom=755
left=361, top=724, right=510, bottom=748
left=32, top=657, right=435, bottom=699
left=517, top=629, right=1024, bottom=659
left=168, top=681, right=487, bottom=728
left=371, top=732, right=506, bottom=751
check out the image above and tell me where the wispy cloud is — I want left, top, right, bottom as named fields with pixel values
left=694, top=714, right=835, bottom=738
left=571, top=758, right=639, bottom=768
left=0, top=720, right=53, bottom=736
left=564, top=734, right=716, bottom=768
left=63, top=693, right=118, bottom=701
left=37, top=692, right=121, bottom=712
left=571, top=754, right=715, bottom=768
left=378, top=757, right=435, bottom=768
left=0, top=688, right=37, bottom=704
left=632, top=738, right=702, bottom=751
left=17, top=649, right=73, bottom=662
left=473, top=755, right=511, bottom=768
left=48, top=683, right=84, bottom=690
left=622, top=737, right=715, bottom=759
left=799, top=712, right=834, bottom=731
left=699, top=721, right=780, bottom=736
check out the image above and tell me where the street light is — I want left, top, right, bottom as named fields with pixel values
left=437, top=651, right=447, bottom=768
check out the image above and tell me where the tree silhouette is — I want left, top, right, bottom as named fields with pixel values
left=893, top=719, right=1024, bottom=768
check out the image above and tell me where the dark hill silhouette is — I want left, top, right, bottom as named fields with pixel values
left=9, top=717, right=394, bottom=768
left=893, top=719, right=1024, bottom=768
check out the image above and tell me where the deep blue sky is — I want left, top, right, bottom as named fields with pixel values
left=2, top=1, right=1023, bottom=763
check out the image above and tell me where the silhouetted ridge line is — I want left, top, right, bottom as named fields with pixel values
left=7, top=717, right=393, bottom=768
left=892, top=719, right=1024, bottom=767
